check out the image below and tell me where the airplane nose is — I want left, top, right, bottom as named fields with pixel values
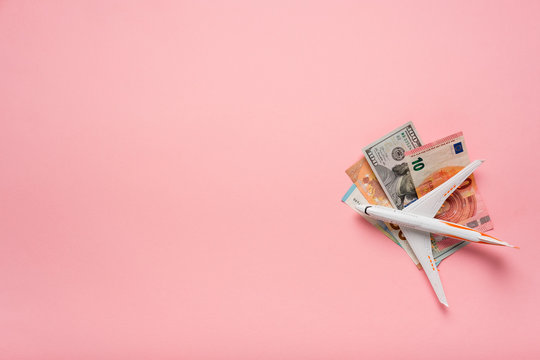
left=355, top=204, right=367, bottom=214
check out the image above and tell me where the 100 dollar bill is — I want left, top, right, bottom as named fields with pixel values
left=363, top=122, right=423, bottom=210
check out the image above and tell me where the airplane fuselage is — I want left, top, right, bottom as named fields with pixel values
left=356, top=204, right=512, bottom=248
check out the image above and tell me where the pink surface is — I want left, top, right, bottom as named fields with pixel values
left=1, top=1, right=539, bottom=359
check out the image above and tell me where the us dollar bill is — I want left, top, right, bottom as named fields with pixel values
left=363, top=122, right=423, bottom=210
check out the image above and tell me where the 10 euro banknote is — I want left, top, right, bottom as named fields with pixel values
left=404, top=132, right=493, bottom=256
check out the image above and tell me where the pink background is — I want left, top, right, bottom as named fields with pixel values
left=1, top=1, right=539, bottom=359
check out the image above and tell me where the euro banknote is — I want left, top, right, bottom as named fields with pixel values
left=345, top=155, right=464, bottom=266
left=404, top=132, right=494, bottom=256
left=362, top=122, right=423, bottom=210
left=345, top=157, right=420, bottom=267
left=341, top=184, right=400, bottom=246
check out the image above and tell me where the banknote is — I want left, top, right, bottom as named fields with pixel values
left=363, top=122, right=423, bottom=209
left=345, top=157, right=420, bottom=267
left=405, top=132, right=494, bottom=256
left=341, top=183, right=458, bottom=266
left=345, top=156, right=463, bottom=266
left=341, top=184, right=402, bottom=247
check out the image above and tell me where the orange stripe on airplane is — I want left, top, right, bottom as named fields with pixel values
left=480, top=232, right=502, bottom=241
left=442, top=222, right=472, bottom=231
left=477, top=240, right=504, bottom=246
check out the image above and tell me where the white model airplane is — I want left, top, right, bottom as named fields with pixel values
left=355, top=160, right=518, bottom=307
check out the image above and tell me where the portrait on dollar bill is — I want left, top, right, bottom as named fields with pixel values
left=374, top=162, right=418, bottom=210
left=362, top=122, right=423, bottom=210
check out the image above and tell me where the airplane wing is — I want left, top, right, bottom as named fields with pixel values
left=403, top=160, right=484, bottom=218
left=400, top=226, right=448, bottom=306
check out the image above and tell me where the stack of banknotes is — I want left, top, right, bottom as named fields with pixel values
left=342, top=122, right=493, bottom=268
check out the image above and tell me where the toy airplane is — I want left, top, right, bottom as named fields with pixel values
left=355, top=160, right=518, bottom=307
